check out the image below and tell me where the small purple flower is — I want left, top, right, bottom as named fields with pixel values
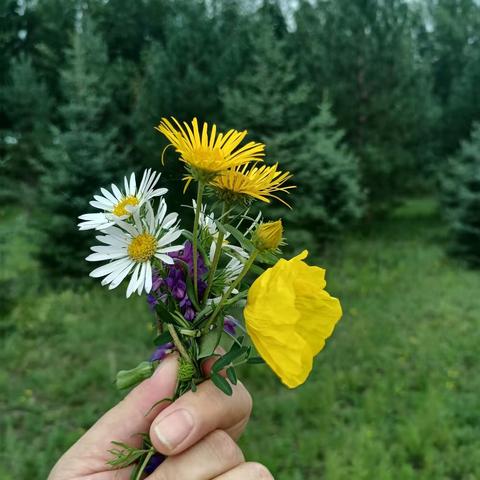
left=147, top=241, right=208, bottom=321
left=144, top=452, right=165, bottom=474
left=224, top=315, right=239, bottom=336
left=150, top=342, right=174, bottom=362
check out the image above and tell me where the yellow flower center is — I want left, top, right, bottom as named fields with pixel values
left=188, top=147, right=225, bottom=173
left=112, top=196, right=139, bottom=217
left=128, top=233, right=157, bottom=263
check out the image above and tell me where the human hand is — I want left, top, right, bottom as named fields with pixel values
left=48, top=354, right=273, bottom=479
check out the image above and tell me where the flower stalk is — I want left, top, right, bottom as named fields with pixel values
left=192, top=181, right=205, bottom=302
left=202, top=202, right=229, bottom=303
left=203, top=250, right=258, bottom=333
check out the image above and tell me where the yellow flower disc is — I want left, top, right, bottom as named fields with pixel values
left=112, top=195, right=139, bottom=217
left=128, top=233, right=157, bottom=263
left=244, top=250, right=342, bottom=388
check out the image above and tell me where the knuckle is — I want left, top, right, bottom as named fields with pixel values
left=247, top=462, right=275, bottom=479
left=207, top=430, right=244, bottom=465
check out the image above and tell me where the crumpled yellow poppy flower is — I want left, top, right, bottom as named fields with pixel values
left=244, top=250, right=342, bottom=388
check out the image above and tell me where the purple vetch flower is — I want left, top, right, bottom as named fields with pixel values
left=224, top=315, right=239, bottom=336
left=144, top=452, right=166, bottom=474
left=147, top=241, right=208, bottom=321
left=150, top=342, right=174, bottom=362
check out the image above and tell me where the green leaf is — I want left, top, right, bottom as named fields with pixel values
left=215, top=221, right=255, bottom=252
left=211, top=372, right=233, bottom=395
left=226, top=366, right=238, bottom=385
left=212, top=345, right=248, bottom=373
left=153, top=330, right=173, bottom=346
left=186, top=274, right=201, bottom=311
left=191, top=381, right=197, bottom=392
left=155, top=300, right=181, bottom=326
left=198, top=326, right=222, bottom=359
left=247, top=356, right=266, bottom=364
left=256, top=250, right=279, bottom=265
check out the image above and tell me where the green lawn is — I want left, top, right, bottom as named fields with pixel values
left=1, top=199, right=480, bottom=480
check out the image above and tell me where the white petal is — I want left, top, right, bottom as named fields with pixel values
left=130, top=172, right=137, bottom=195
left=157, top=228, right=183, bottom=247
left=86, top=251, right=125, bottom=262
left=101, top=187, right=118, bottom=204
left=90, top=257, right=131, bottom=278
left=137, top=263, right=147, bottom=295
left=93, top=195, right=113, bottom=206
left=138, top=168, right=150, bottom=193
left=111, top=183, right=123, bottom=201
left=90, top=200, right=111, bottom=210
left=144, top=261, right=152, bottom=293
left=155, top=253, right=174, bottom=264
left=161, top=212, right=178, bottom=229
left=126, top=263, right=141, bottom=297
left=107, top=261, right=134, bottom=289
left=157, top=244, right=184, bottom=254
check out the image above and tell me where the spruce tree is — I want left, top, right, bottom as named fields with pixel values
left=287, top=96, right=365, bottom=239
left=442, top=122, right=480, bottom=266
left=37, top=18, right=124, bottom=277
left=0, top=54, right=52, bottom=202
left=293, top=0, right=437, bottom=209
left=222, top=15, right=311, bottom=164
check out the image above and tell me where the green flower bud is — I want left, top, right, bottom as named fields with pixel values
left=178, top=358, right=196, bottom=382
left=116, top=361, right=154, bottom=390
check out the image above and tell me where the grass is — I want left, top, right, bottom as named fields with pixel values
left=1, top=198, right=480, bottom=479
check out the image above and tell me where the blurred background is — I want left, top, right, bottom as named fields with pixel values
left=1, top=0, right=480, bottom=478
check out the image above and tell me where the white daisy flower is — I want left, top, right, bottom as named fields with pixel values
left=78, top=169, right=167, bottom=231
left=86, top=199, right=183, bottom=297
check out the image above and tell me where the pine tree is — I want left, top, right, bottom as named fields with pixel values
left=293, top=0, right=437, bottom=210
left=446, top=45, right=480, bottom=154
left=287, top=96, right=365, bottom=239
left=0, top=54, right=52, bottom=202
left=442, top=122, right=480, bottom=266
left=37, top=18, right=125, bottom=277
left=222, top=13, right=311, bottom=164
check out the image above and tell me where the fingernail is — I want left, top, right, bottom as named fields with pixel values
left=154, top=409, right=194, bottom=449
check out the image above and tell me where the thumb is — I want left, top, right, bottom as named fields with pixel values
left=59, top=354, right=178, bottom=472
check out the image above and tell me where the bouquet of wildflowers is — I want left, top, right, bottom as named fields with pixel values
left=78, top=118, right=342, bottom=478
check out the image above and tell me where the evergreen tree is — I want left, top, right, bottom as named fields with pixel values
left=222, top=14, right=311, bottom=164
left=0, top=54, right=52, bottom=202
left=442, top=122, right=480, bottom=266
left=446, top=45, right=480, bottom=154
left=287, top=96, right=365, bottom=239
left=133, top=0, right=254, bottom=206
left=293, top=0, right=437, bottom=209
left=37, top=18, right=125, bottom=277
left=426, top=0, right=480, bottom=155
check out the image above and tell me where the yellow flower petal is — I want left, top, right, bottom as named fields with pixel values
left=244, top=250, right=342, bottom=388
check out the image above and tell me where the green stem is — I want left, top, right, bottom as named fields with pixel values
left=203, top=250, right=258, bottom=334
left=203, top=202, right=228, bottom=304
left=167, top=324, right=190, bottom=362
left=192, top=182, right=205, bottom=302
left=134, top=448, right=154, bottom=480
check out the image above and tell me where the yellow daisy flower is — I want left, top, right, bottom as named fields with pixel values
left=156, top=117, right=265, bottom=184
left=244, top=250, right=342, bottom=388
left=210, top=163, right=295, bottom=206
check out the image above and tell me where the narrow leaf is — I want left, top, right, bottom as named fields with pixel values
left=211, top=372, right=233, bottom=396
